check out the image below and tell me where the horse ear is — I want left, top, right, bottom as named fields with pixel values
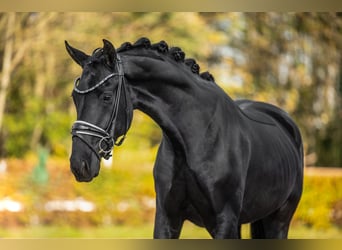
left=65, top=41, right=89, bottom=67
left=102, top=39, right=117, bottom=68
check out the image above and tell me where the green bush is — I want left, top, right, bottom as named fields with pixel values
left=294, top=175, right=342, bottom=229
left=1, top=158, right=342, bottom=229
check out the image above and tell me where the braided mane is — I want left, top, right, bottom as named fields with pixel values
left=117, top=37, right=215, bottom=83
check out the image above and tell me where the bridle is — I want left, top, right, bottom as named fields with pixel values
left=71, top=54, right=131, bottom=160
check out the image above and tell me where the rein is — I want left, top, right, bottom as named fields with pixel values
left=71, top=55, right=130, bottom=160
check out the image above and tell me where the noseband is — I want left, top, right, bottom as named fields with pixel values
left=71, top=55, right=131, bottom=160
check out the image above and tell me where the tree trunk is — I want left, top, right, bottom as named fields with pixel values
left=0, top=13, right=15, bottom=133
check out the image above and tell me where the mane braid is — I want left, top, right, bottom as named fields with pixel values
left=133, top=37, right=151, bottom=48
left=200, top=71, right=215, bottom=82
left=151, top=41, right=169, bottom=53
left=185, top=58, right=200, bottom=74
left=117, top=42, right=132, bottom=52
left=116, top=37, right=215, bottom=83
left=169, top=47, right=185, bottom=62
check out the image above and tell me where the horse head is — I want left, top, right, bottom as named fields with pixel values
left=66, top=39, right=133, bottom=182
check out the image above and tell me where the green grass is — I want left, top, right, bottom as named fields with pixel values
left=0, top=222, right=341, bottom=239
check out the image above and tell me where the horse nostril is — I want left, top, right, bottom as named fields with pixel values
left=81, top=160, right=86, bottom=169
left=81, top=160, right=90, bottom=174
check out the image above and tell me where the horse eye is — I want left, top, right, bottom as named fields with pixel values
left=103, top=94, right=112, bottom=103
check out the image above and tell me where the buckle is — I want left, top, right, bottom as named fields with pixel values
left=98, top=136, right=115, bottom=158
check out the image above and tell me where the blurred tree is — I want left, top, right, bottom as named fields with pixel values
left=0, top=12, right=341, bottom=167
left=0, top=13, right=15, bottom=134
left=205, top=13, right=342, bottom=166
left=1, top=13, right=72, bottom=157
left=0, top=13, right=31, bottom=155
left=0, top=12, right=225, bottom=157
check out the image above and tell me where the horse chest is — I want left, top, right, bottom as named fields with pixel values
left=159, top=164, right=219, bottom=226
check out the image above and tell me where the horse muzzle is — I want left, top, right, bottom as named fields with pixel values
left=70, top=155, right=99, bottom=182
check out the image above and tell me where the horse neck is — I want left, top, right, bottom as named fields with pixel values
left=122, top=53, right=232, bottom=152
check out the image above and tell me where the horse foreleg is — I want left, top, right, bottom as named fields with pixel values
left=210, top=204, right=241, bottom=239
left=153, top=198, right=184, bottom=239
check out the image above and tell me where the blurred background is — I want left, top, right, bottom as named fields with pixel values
left=0, top=12, right=341, bottom=238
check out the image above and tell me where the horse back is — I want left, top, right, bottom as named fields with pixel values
left=236, top=99, right=303, bottom=150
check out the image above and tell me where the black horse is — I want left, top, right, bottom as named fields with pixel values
left=66, top=38, right=303, bottom=239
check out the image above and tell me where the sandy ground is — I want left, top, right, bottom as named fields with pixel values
left=304, top=167, right=342, bottom=176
